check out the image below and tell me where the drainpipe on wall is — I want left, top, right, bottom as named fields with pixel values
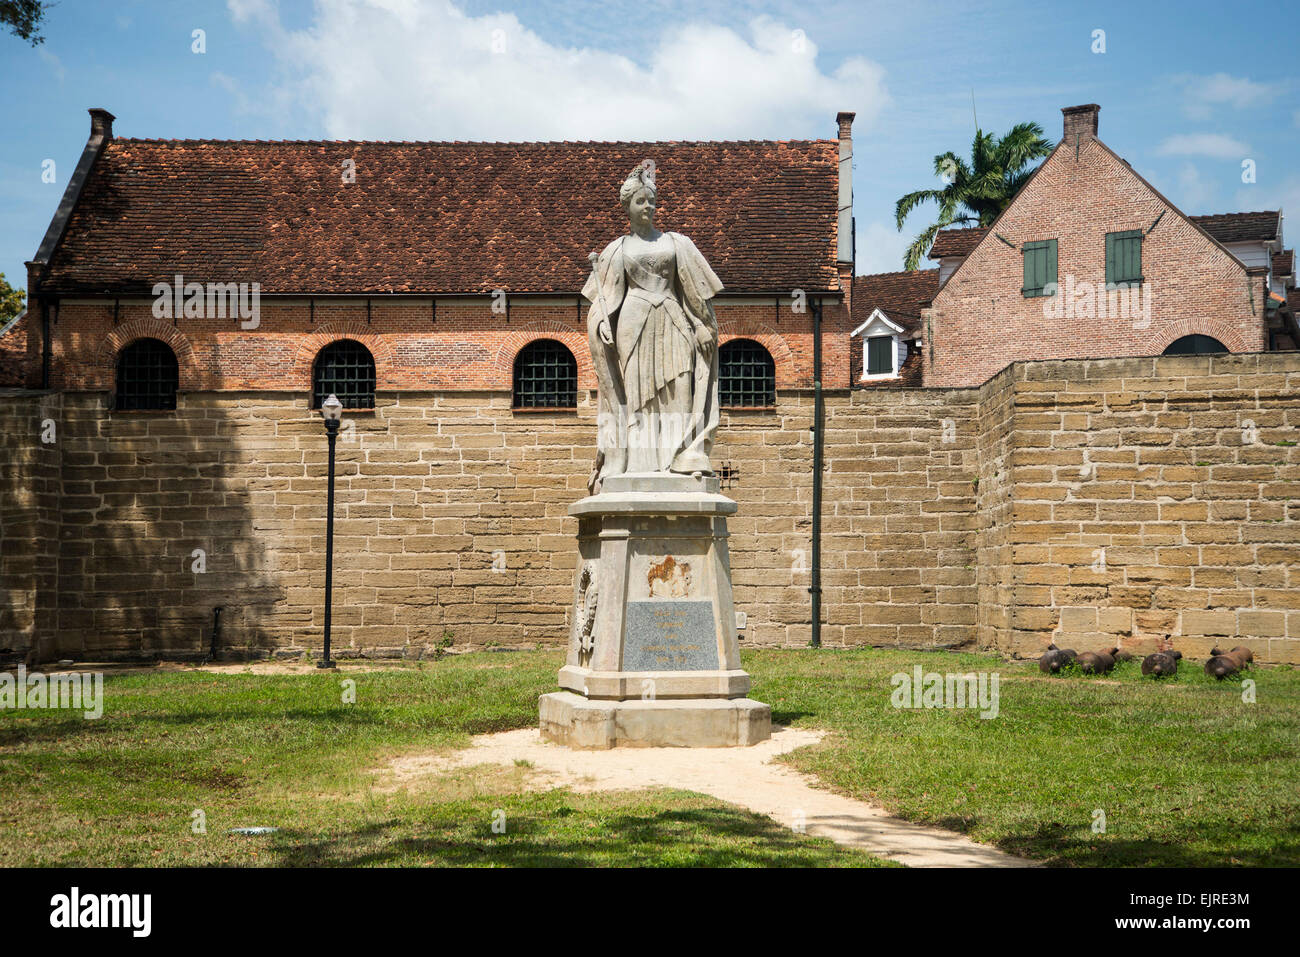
left=815, top=110, right=853, bottom=650
left=40, top=297, right=50, bottom=390
left=210, top=606, right=223, bottom=661
left=810, top=297, right=824, bottom=648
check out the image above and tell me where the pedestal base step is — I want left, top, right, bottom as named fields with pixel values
left=539, top=691, right=771, bottom=749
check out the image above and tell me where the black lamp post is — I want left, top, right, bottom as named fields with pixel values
left=318, top=393, right=343, bottom=669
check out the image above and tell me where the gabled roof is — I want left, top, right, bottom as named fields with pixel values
left=0, top=311, right=28, bottom=388
left=38, top=137, right=842, bottom=297
left=1272, top=249, right=1294, bottom=284
left=928, top=227, right=987, bottom=259
left=0, top=309, right=24, bottom=339
left=851, top=267, right=938, bottom=335
left=1189, top=211, right=1281, bottom=244
left=926, top=129, right=1260, bottom=288
left=928, top=213, right=1282, bottom=261
left=850, top=307, right=906, bottom=337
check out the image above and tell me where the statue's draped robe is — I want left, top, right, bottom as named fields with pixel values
left=582, top=232, right=723, bottom=492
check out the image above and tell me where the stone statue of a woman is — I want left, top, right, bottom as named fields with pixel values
left=582, top=161, right=724, bottom=493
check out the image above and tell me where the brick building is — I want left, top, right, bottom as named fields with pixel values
left=1, top=105, right=1297, bottom=665
left=0, top=107, right=866, bottom=661
left=912, top=104, right=1297, bottom=388
left=7, top=108, right=859, bottom=395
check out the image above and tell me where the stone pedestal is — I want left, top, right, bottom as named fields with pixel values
left=539, top=472, right=771, bottom=749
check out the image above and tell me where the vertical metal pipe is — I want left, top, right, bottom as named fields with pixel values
left=810, top=298, right=824, bottom=648
left=210, top=606, right=223, bottom=660
left=320, top=419, right=339, bottom=668
left=40, top=298, right=51, bottom=390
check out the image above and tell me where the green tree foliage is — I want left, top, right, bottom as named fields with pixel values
left=1, top=1, right=49, bottom=45
left=894, top=122, right=1053, bottom=270
left=0, top=273, right=26, bottom=325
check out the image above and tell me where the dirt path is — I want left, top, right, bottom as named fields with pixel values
left=383, top=726, right=1030, bottom=868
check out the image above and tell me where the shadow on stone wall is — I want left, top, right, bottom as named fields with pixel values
left=52, top=391, right=286, bottom=661
left=0, top=390, right=60, bottom=663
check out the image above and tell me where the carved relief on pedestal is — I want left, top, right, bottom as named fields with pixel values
left=646, top=554, right=693, bottom=599
left=572, top=559, right=599, bottom=667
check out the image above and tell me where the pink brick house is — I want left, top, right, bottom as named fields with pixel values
left=850, top=104, right=1297, bottom=389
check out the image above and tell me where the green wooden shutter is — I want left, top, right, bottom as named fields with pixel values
left=1106, top=230, right=1142, bottom=287
left=1022, top=239, right=1057, bottom=297
left=1127, top=232, right=1142, bottom=283
left=867, top=336, right=893, bottom=375
left=1023, top=245, right=1037, bottom=295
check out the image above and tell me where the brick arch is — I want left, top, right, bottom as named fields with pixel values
left=99, top=319, right=198, bottom=388
left=718, top=323, right=796, bottom=388
left=1151, top=319, right=1251, bottom=356
left=495, top=325, right=595, bottom=391
left=292, top=323, right=397, bottom=389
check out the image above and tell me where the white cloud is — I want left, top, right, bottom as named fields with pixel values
left=38, top=48, right=65, bottom=82
left=224, top=0, right=888, bottom=141
left=1233, top=176, right=1300, bottom=219
left=1172, top=163, right=1215, bottom=214
left=1156, top=133, right=1250, bottom=160
left=855, top=220, right=916, bottom=275
left=210, top=71, right=257, bottom=115
left=1175, top=72, right=1276, bottom=120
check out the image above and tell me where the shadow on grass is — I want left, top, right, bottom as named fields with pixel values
left=263, top=804, right=875, bottom=868
left=0, top=703, right=538, bottom=748
left=768, top=709, right=814, bottom=726
left=993, top=819, right=1300, bottom=868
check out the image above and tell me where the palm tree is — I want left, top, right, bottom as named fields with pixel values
left=894, top=121, right=1053, bottom=271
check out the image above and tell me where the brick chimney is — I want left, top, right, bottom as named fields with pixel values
left=836, top=111, right=855, bottom=266
left=89, top=108, right=115, bottom=140
left=1062, top=104, right=1099, bottom=142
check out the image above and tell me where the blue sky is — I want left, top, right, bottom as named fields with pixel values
left=2, top=0, right=1296, bottom=295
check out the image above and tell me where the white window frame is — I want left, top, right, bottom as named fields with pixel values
left=851, top=308, right=907, bottom=380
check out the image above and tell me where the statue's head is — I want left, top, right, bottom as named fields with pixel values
left=620, top=160, right=657, bottom=231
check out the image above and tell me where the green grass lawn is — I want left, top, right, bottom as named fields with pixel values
left=0, top=655, right=882, bottom=867
left=749, top=648, right=1300, bottom=867
left=1, top=647, right=1296, bottom=867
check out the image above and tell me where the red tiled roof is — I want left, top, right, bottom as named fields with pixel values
left=1189, top=211, right=1281, bottom=244
left=0, top=312, right=28, bottom=387
left=1273, top=249, right=1294, bottom=281
left=852, top=268, right=938, bottom=335
left=38, top=138, right=841, bottom=297
left=928, top=227, right=987, bottom=259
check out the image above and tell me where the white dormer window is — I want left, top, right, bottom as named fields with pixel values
left=851, top=308, right=907, bottom=380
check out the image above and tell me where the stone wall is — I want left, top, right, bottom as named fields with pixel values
left=2, top=352, right=1297, bottom=663
left=712, top=398, right=815, bottom=647
left=819, top=387, right=978, bottom=648
left=0, top=390, right=61, bottom=661
left=974, top=368, right=1016, bottom=653
left=1, top=383, right=984, bottom=660
left=992, top=352, right=1300, bottom=664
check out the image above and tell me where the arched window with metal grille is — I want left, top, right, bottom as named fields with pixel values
left=719, top=338, right=775, bottom=408
left=115, top=338, right=179, bottom=410
left=513, top=339, right=578, bottom=409
left=312, top=339, right=376, bottom=409
left=1163, top=334, right=1228, bottom=356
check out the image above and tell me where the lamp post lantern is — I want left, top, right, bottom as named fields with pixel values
left=319, top=393, right=343, bottom=669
